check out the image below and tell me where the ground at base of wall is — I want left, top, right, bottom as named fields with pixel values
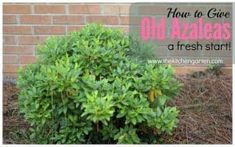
left=3, top=72, right=232, bottom=144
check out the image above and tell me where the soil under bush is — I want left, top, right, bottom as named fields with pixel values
left=3, top=72, right=232, bottom=144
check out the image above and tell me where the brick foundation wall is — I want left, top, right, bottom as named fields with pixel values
left=3, top=3, right=232, bottom=77
left=3, top=3, right=132, bottom=77
left=3, top=3, right=130, bottom=75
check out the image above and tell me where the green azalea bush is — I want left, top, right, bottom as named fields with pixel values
left=17, top=24, right=181, bottom=144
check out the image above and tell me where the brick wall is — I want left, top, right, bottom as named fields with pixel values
left=3, top=3, right=131, bottom=77
left=3, top=3, right=232, bottom=77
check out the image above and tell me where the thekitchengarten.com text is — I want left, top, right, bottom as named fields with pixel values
left=147, top=58, right=223, bottom=65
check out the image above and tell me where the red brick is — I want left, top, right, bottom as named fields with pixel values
left=3, top=4, right=31, bottom=14
left=19, top=55, right=37, bottom=64
left=69, top=5, right=100, bottom=14
left=3, top=55, right=18, bottom=64
left=120, top=16, right=129, bottom=25
left=34, top=5, right=65, bottom=14
left=67, top=26, right=83, bottom=33
left=19, top=46, right=35, bottom=55
left=3, top=36, right=17, bottom=45
left=3, top=64, right=20, bottom=73
left=86, top=16, right=119, bottom=25
left=3, top=46, right=18, bottom=54
left=120, top=16, right=140, bottom=25
left=3, top=15, right=17, bottom=24
left=53, top=16, right=84, bottom=25
left=119, top=5, right=130, bottom=14
left=3, top=45, right=35, bottom=54
left=103, top=5, right=120, bottom=14
left=18, top=36, right=47, bottom=45
left=34, top=26, right=65, bottom=35
left=4, top=26, right=32, bottom=35
left=20, top=15, right=51, bottom=24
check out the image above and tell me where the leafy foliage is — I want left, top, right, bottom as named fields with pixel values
left=207, top=63, right=223, bottom=76
left=17, top=24, right=181, bottom=144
